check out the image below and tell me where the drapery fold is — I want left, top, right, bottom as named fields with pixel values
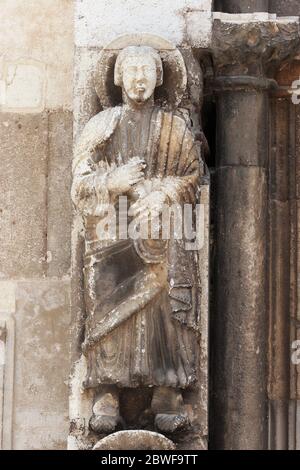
left=72, top=106, right=203, bottom=388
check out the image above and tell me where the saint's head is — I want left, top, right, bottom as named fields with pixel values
left=114, top=46, right=163, bottom=106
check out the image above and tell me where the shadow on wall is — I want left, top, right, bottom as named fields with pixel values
left=269, top=0, right=300, bottom=15
left=214, top=0, right=300, bottom=15
left=214, top=0, right=269, bottom=12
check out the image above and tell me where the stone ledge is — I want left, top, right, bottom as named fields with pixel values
left=213, top=12, right=299, bottom=24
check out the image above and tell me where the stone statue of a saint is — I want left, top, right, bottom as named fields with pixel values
left=71, top=44, right=205, bottom=436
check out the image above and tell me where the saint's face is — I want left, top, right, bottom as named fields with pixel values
left=122, top=54, right=157, bottom=105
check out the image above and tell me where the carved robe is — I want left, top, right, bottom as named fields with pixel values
left=72, top=104, right=204, bottom=389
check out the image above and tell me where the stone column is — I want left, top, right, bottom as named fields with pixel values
left=268, top=74, right=292, bottom=450
left=210, top=15, right=300, bottom=450
left=213, top=76, right=269, bottom=452
left=269, top=60, right=300, bottom=450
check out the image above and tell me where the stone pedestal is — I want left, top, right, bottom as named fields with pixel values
left=93, top=431, right=176, bottom=451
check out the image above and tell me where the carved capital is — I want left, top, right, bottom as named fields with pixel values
left=211, top=14, right=300, bottom=78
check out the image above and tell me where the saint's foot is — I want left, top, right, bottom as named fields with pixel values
left=151, top=386, right=189, bottom=434
left=89, top=414, right=119, bottom=434
left=89, top=387, right=120, bottom=435
left=154, top=413, right=190, bottom=433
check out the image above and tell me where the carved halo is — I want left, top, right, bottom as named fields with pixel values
left=94, top=33, right=187, bottom=109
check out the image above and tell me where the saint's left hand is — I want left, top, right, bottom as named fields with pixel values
left=129, top=190, right=168, bottom=223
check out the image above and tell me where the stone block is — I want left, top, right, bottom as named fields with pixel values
left=75, top=0, right=212, bottom=48
left=0, top=0, right=74, bottom=111
left=0, top=113, right=48, bottom=278
left=47, top=111, right=73, bottom=277
left=13, top=280, right=70, bottom=450
left=73, top=47, right=101, bottom=138
left=0, top=282, right=16, bottom=313
left=0, top=62, right=45, bottom=113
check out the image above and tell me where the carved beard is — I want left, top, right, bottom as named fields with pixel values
left=127, top=88, right=148, bottom=104
left=123, top=82, right=155, bottom=105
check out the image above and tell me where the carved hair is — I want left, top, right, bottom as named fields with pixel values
left=114, top=46, right=163, bottom=87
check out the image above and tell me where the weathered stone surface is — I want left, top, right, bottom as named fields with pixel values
left=71, top=35, right=209, bottom=450
left=290, top=198, right=300, bottom=404
left=0, top=282, right=15, bottom=313
left=268, top=94, right=292, bottom=450
left=93, top=430, right=176, bottom=450
left=1, top=62, right=45, bottom=113
left=210, top=11, right=300, bottom=450
left=215, top=0, right=269, bottom=13
left=269, top=200, right=290, bottom=401
left=295, top=107, right=300, bottom=201
left=0, top=110, right=73, bottom=279
left=267, top=57, right=300, bottom=449
left=212, top=14, right=300, bottom=76
left=0, top=291, right=15, bottom=450
left=0, top=0, right=74, bottom=111
left=0, top=25, right=74, bottom=462
left=269, top=98, right=290, bottom=202
left=270, top=0, right=300, bottom=16
left=213, top=166, right=268, bottom=450
left=13, top=280, right=70, bottom=450
left=74, top=47, right=101, bottom=138
left=288, top=401, right=300, bottom=449
left=47, top=111, right=73, bottom=277
left=75, top=0, right=212, bottom=48
left=0, top=113, right=48, bottom=278
left=268, top=200, right=290, bottom=450
left=216, top=90, right=268, bottom=167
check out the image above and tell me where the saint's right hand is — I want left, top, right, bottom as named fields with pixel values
left=107, top=157, right=146, bottom=194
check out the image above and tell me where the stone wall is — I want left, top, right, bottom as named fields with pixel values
left=0, top=0, right=73, bottom=450
left=1, top=0, right=300, bottom=451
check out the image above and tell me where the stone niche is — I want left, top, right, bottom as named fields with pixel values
left=70, top=7, right=210, bottom=449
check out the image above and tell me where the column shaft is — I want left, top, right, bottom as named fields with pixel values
left=212, top=88, right=269, bottom=449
